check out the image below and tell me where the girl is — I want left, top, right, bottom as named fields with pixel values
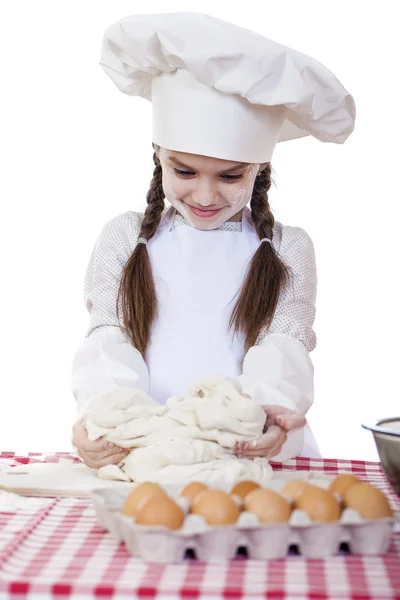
left=71, top=13, right=355, bottom=470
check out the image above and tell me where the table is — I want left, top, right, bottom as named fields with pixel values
left=0, top=452, right=399, bottom=600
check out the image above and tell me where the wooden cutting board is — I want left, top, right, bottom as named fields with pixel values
left=0, top=461, right=133, bottom=497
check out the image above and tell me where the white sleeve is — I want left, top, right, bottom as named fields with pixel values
left=71, top=212, right=146, bottom=420
left=237, top=225, right=317, bottom=460
left=239, top=335, right=314, bottom=415
left=83, top=212, right=142, bottom=337
left=71, top=327, right=149, bottom=420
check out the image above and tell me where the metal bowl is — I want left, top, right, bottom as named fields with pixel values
left=362, top=418, right=400, bottom=499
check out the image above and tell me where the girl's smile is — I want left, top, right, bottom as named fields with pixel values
left=186, top=204, right=225, bottom=218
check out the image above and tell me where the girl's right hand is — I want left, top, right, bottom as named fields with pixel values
left=72, top=419, right=130, bottom=469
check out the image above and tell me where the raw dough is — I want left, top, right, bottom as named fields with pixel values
left=85, top=374, right=273, bottom=486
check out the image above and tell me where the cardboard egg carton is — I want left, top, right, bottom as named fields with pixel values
left=90, top=477, right=397, bottom=562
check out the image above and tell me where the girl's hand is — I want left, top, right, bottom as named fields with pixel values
left=235, top=424, right=288, bottom=459
left=72, top=419, right=130, bottom=469
left=262, top=405, right=306, bottom=431
left=235, top=405, right=306, bottom=459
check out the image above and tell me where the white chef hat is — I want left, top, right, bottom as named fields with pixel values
left=100, top=12, right=355, bottom=163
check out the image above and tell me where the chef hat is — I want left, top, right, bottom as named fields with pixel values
left=100, top=12, right=355, bottom=163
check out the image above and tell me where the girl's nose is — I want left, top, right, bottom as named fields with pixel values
left=193, top=178, right=218, bottom=207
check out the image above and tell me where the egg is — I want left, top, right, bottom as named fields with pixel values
left=280, top=479, right=309, bottom=501
left=122, top=482, right=164, bottom=518
left=328, top=473, right=360, bottom=497
left=136, top=493, right=185, bottom=530
left=191, top=490, right=240, bottom=525
left=244, top=488, right=292, bottom=523
left=231, top=480, right=260, bottom=500
left=296, top=485, right=341, bottom=522
left=180, top=481, right=208, bottom=502
left=343, top=483, right=393, bottom=519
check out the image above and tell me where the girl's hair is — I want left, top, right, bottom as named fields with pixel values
left=117, top=146, right=290, bottom=357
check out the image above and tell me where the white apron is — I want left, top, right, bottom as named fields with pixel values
left=146, top=207, right=320, bottom=458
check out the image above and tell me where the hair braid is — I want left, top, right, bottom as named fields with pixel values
left=229, top=164, right=291, bottom=351
left=116, top=151, right=165, bottom=356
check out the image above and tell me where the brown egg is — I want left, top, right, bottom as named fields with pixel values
left=343, top=483, right=393, bottom=519
left=328, top=473, right=361, bottom=497
left=136, top=493, right=185, bottom=530
left=122, top=482, right=164, bottom=518
left=180, top=482, right=208, bottom=502
left=296, top=485, right=341, bottom=522
left=191, top=490, right=240, bottom=525
left=281, top=479, right=309, bottom=501
left=231, top=480, right=261, bottom=500
left=244, top=488, right=292, bottom=523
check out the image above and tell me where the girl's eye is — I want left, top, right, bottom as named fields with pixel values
left=173, top=168, right=243, bottom=182
left=173, top=168, right=195, bottom=177
left=221, top=174, right=243, bottom=181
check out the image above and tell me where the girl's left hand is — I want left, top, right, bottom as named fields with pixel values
left=262, top=405, right=306, bottom=431
left=235, top=405, right=306, bottom=459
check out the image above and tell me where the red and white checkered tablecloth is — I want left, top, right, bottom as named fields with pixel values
left=0, top=452, right=399, bottom=600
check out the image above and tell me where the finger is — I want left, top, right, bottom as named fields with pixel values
left=81, top=438, right=114, bottom=453
left=72, top=433, right=108, bottom=454
left=242, top=433, right=287, bottom=457
left=238, top=427, right=286, bottom=457
left=263, top=405, right=299, bottom=429
left=77, top=449, right=96, bottom=469
left=277, top=413, right=307, bottom=431
left=263, top=407, right=306, bottom=430
left=86, top=446, right=130, bottom=461
left=249, top=426, right=284, bottom=450
left=243, top=437, right=287, bottom=458
left=262, top=405, right=284, bottom=428
left=88, top=450, right=130, bottom=470
left=244, top=430, right=287, bottom=450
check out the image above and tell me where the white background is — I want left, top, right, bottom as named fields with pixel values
left=1, top=1, right=398, bottom=460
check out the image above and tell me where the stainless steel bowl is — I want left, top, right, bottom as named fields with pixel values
left=362, top=418, right=400, bottom=499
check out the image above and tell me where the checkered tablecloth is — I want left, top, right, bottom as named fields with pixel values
left=0, top=452, right=399, bottom=599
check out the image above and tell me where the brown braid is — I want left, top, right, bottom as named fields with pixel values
left=229, top=164, right=291, bottom=351
left=116, top=151, right=165, bottom=356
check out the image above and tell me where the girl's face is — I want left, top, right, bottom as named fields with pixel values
left=157, top=148, right=262, bottom=231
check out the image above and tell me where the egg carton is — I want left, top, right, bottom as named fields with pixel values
left=90, top=481, right=397, bottom=563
